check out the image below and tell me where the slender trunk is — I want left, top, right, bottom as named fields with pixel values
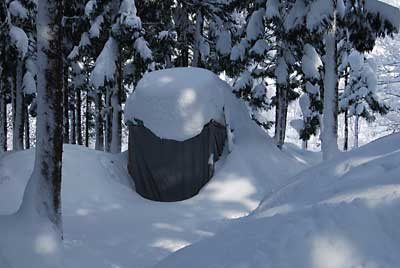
left=85, top=88, right=90, bottom=147
left=0, top=83, right=6, bottom=152
left=95, top=91, right=104, bottom=151
left=165, top=54, right=172, bottom=69
left=182, top=37, right=189, bottom=67
left=70, top=100, right=76, bottom=144
left=105, top=86, right=112, bottom=152
left=63, top=64, right=69, bottom=143
left=274, top=84, right=288, bottom=150
left=178, top=9, right=189, bottom=67
left=192, top=9, right=203, bottom=67
left=302, top=140, right=308, bottom=150
left=13, top=60, right=24, bottom=151
left=24, top=104, right=30, bottom=149
left=343, top=70, right=349, bottom=151
left=11, top=76, right=15, bottom=130
left=321, top=11, right=339, bottom=161
left=110, top=61, right=122, bottom=154
left=76, top=87, right=82, bottom=145
left=344, top=110, right=349, bottom=151
left=20, top=0, right=64, bottom=233
left=354, top=115, right=359, bottom=149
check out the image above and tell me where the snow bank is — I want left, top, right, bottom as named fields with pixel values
left=124, top=68, right=226, bottom=141
left=153, top=134, right=400, bottom=268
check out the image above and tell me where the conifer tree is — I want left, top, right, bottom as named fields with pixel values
left=340, top=50, right=389, bottom=148
left=137, top=0, right=176, bottom=69
left=91, top=0, right=152, bottom=153
left=230, top=1, right=274, bottom=131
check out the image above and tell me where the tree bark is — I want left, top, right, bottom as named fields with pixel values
left=192, top=9, right=203, bottom=67
left=321, top=10, right=339, bottom=160
left=274, top=84, right=288, bottom=150
left=344, top=110, right=349, bottom=151
left=0, top=82, right=6, bottom=152
left=95, top=91, right=104, bottom=151
left=76, top=87, right=82, bottom=145
left=105, top=86, right=112, bottom=152
left=24, top=104, right=30, bottom=149
left=165, top=54, right=172, bottom=68
left=110, top=61, right=122, bottom=154
left=343, top=70, right=349, bottom=151
left=85, top=88, right=90, bottom=147
left=354, top=115, right=359, bottom=149
left=302, top=140, right=308, bottom=150
left=63, top=63, right=69, bottom=143
left=20, top=0, right=65, bottom=233
left=13, top=60, right=24, bottom=151
left=177, top=6, right=189, bottom=67
left=70, top=99, right=76, bottom=144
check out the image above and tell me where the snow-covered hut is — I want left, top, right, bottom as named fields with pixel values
left=124, top=68, right=228, bottom=202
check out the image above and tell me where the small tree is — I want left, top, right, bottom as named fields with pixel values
left=340, top=50, right=389, bottom=148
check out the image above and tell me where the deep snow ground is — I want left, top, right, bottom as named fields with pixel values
left=0, top=137, right=308, bottom=268
left=154, top=133, right=400, bottom=268
left=0, top=77, right=311, bottom=268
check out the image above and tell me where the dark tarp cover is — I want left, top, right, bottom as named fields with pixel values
left=128, top=120, right=227, bottom=202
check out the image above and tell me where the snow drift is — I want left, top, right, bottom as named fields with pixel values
left=153, top=133, right=400, bottom=268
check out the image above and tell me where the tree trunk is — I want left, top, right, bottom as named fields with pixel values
left=95, top=91, right=104, bottom=151
left=13, top=60, right=24, bottom=151
left=76, top=87, right=82, bottom=145
left=321, top=11, right=339, bottom=161
left=85, top=89, right=90, bottom=147
left=0, top=83, right=6, bottom=152
left=182, top=37, right=189, bottom=67
left=274, top=84, right=288, bottom=150
left=105, top=86, right=112, bottom=152
left=343, top=110, right=349, bottom=151
left=24, top=104, right=30, bottom=149
left=192, top=9, right=203, bottom=67
left=179, top=9, right=189, bottom=67
left=63, top=63, right=69, bottom=143
left=302, top=140, right=308, bottom=150
left=343, top=70, right=349, bottom=151
left=165, top=54, right=172, bottom=69
left=20, top=0, right=64, bottom=233
left=70, top=99, right=76, bottom=144
left=354, top=115, right=359, bottom=149
left=110, top=62, right=122, bottom=154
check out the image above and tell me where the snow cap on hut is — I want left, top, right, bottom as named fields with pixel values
left=124, top=67, right=227, bottom=141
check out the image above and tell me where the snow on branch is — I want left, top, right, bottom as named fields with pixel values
left=364, top=0, right=400, bottom=31
left=91, top=37, right=118, bottom=88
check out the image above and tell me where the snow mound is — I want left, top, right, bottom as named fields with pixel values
left=153, top=134, right=400, bottom=268
left=124, top=67, right=226, bottom=141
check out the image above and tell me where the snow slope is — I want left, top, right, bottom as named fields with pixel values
left=153, top=133, right=400, bottom=268
left=0, top=93, right=308, bottom=268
